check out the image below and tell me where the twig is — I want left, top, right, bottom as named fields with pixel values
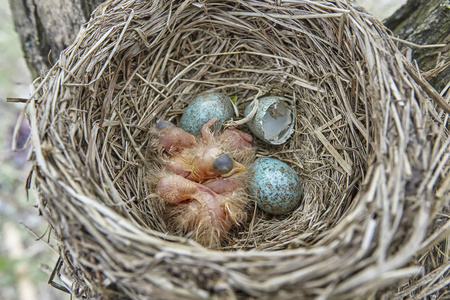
left=6, top=97, right=28, bottom=103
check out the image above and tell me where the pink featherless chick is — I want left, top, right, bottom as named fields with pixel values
left=151, top=117, right=255, bottom=247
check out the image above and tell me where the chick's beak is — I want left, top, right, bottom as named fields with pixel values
left=221, top=160, right=246, bottom=177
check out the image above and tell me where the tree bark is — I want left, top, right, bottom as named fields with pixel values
left=8, top=0, right=104, bottom=78
left=385, top=0, right=450, bottom=92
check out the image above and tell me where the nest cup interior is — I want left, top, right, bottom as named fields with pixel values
left=57, top=1, right=372, bottom=251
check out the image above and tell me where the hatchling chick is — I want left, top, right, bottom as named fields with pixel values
left=149, top=117, right=255, bottom=247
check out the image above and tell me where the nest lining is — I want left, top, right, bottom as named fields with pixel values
left=22, top=0, right=450, bottom=299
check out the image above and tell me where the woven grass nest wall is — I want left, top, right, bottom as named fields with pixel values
left=23, top=0, right=450, bottom=299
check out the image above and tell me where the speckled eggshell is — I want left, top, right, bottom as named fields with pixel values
left=244, top=96, right=294, bottom=145
left=249, top=158, right=302, bottom=215
left=179, top=92, right=234, bottom=136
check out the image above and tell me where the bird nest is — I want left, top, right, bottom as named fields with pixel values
left=20, top=0, right=450, bottom=299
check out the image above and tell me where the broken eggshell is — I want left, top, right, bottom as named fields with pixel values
left=179, top=92, right=235, bottom=136
left=244, top=96, right=295, bottom=145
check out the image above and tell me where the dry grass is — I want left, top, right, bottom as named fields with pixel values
left=16, top=0, right=450, bottom=299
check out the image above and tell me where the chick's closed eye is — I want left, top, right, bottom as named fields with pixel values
left=213, top=154, right=234, bottom=175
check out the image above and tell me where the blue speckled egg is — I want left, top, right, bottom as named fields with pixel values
left=249, top=158, right=302, bottom=215
left=179, top=92, right=234, bottom=136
